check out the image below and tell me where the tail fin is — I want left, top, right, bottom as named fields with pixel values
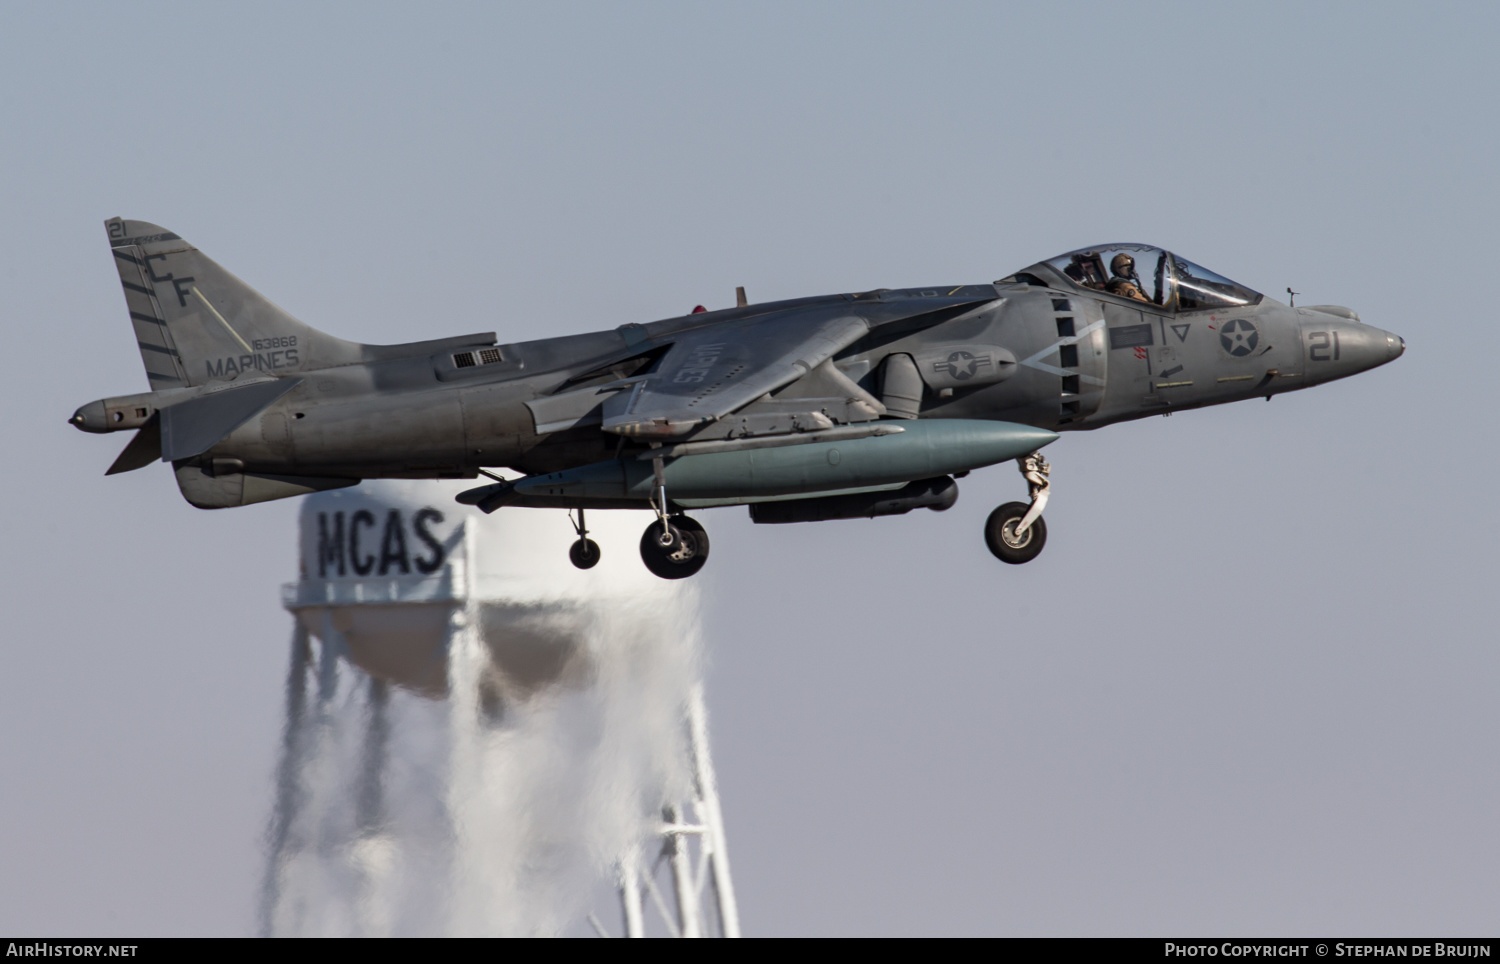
left=105, top=218, right=366, bottom=388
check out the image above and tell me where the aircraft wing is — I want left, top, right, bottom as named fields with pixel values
left=600, top=312, right=871, bottom=438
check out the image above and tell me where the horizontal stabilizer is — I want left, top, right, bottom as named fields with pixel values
left=105, top=414, right=162, bottom=475
left=160, top=378, right=301, bottom=462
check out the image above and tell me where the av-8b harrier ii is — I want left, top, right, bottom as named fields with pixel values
left=71, top=222, right=1403, bottom=578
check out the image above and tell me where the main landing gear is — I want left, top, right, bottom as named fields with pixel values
left=567, top=458, right=712, bottom=579
left=984, top=452, right=1050, bottom=565
left=638, top=454, right=710, bottom=579
left=639, top=515, right=710, bottom=580
left=564, top=506, right=711, bottom=579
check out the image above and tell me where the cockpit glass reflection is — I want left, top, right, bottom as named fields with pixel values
left=1040, top=245, right=1262, bottom=311
left=1169, top=256, right=1262, bottom=310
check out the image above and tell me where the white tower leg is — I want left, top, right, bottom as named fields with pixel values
left=259, top=625, right=313, bottom=937
left=443, top=598, right=489, bottom=935
left=687, top=683, right=740, bottom=938
left=608, top=680, right=740, bottom=937
left=665, top=803, right=702, bottom=938
left=619, top=845, right=646, bottom=938
left=352, top=676, right=393, bottom=937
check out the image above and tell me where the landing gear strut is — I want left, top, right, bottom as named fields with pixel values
left=568, top=508, right=601, bottom=570
left=984, top=452, right=1050, bottom=565
left=639, top=455, right=710, bottom=579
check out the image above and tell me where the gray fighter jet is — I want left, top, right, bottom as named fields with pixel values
left=71, top=224, right=1403, bottom=578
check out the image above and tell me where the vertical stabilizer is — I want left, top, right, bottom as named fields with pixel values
left=105, top=218, right=366, bottom=388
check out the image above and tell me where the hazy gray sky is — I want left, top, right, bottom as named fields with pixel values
left=2, top=0, right=1495, bottom=936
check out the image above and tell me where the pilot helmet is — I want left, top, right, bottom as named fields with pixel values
left=1110, top=253, right=1136, bottom=278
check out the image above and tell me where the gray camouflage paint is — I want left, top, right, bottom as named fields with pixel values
left=71, top=219, right=1403, bottom=525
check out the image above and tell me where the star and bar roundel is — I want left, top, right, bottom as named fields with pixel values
left=1219, top=318, right=1259, bottom=357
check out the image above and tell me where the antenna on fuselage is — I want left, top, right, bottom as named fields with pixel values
left=736, top=286, right=748, bottom=308
left=1287, top=287, right=1299, bottom=307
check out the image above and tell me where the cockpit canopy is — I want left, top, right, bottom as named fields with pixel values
left=1008, top=244, right=1263, bottom=311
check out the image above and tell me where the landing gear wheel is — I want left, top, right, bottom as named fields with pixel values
left=569, top=538, right=601, bottom=570
left=640, top=517, right=710, bottom=579
left=984, top=501, right=1047, bottom=565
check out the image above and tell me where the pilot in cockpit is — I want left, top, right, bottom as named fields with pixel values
left=1105, top=253, right=1151, bottom=303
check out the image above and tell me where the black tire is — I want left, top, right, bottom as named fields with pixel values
left=984, top=501, right=1047, bottom=564
left=639, top=517, right=710, bottom=579
left=569, top=538, right=601, bottom=570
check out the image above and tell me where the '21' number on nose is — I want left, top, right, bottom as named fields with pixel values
left=1308, top=331, right=1341, bottom=361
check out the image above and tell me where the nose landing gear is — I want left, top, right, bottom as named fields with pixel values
left=984, top=452, right=1050, bottom=565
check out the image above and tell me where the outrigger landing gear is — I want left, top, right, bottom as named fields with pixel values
left=638, top=454, right=710, bottom=579
left=984, top=452, right=1051, bottom=565
left=567, top=508, right=601, bottom=570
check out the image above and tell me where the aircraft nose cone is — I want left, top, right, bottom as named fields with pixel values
left=1299, top=320, right=1403, bottom=386
left=1367, top=325, right=1405, bottom=363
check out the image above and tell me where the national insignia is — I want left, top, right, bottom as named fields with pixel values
left=1219, top=318, right=1259, bottom=357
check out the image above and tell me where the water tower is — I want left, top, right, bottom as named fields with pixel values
left=261, top=480, right=739, bottom=937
